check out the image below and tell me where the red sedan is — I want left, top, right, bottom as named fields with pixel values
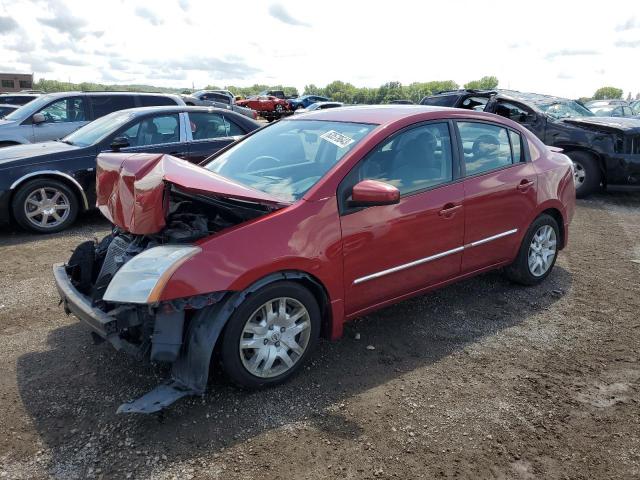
left=236, top=95, right=290, bottom=121
left=54, top=106, right=575, bottom=413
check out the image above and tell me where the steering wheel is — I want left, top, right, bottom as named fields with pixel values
left=245, top=155, right=281, bottom=171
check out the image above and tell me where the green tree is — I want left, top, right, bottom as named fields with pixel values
left=592, top=86, right=623, bottom=100
left=464, top=76, right=499, bottom=90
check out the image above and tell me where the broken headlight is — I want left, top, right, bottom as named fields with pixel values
left=103, top=245, right=201, bottom=304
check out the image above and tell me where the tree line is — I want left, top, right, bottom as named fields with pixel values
left=31, top=77, right=638, bottom=105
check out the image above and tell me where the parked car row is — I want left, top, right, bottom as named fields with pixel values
left=420, top=89, right=640, bottom=197
left=180, top=90, right=257, bottom=120
left=0, top=105, right=260, bottom=232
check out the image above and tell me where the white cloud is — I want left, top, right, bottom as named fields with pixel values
left=0, top=0, right=639, bottom=98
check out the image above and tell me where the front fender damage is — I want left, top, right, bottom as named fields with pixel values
left=117, top=271, right=326, bottom=414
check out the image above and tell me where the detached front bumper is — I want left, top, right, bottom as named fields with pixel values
left=53, top=263, right=117, bottom=338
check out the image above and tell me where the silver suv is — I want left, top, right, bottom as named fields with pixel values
left=0, top=91, right=184, bottom=147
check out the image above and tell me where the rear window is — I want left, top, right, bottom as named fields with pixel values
left=90, top=95, right=136, bottom=119
left=139, top=95, right=178, bottom=107
left=420, top=95, right=459, bottom=107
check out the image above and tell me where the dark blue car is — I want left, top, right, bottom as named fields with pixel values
left=0, top=106, right=260, bottom=233
left=288, top=95, right=330, bottom=110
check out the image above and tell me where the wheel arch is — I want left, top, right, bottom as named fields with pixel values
left=538, top=207, right=565, bottom=249
left=10, top=171, right=89, bottom=211
left=230, top=270, right=333, bottom=340
left=557, top=146, right=607, bottom=185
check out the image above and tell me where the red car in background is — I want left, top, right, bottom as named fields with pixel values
left=236, top=95, right=291, bottom=121
left=54, top=106, right=575, bottom=413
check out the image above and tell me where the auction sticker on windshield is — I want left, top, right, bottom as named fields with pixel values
left=320, top=130, right=355, bottom=148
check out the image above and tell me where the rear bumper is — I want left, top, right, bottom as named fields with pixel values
left=52, top=263, right=117, bottom=338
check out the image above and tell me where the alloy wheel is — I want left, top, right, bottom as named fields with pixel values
left=239, top=297, right=312, bottom=378
left=528, top=225, right=557, bottom=277
left=23, top=187, right=71, bottom=230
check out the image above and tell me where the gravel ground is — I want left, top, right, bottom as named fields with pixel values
left=0, top=194, right=639, bottom=479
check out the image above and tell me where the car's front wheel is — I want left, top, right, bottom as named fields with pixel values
left=220, top=281, right=321, bottom=389
left=505, top=214, right=560, bottom=285
left=12, top=178, right=79, bottom=233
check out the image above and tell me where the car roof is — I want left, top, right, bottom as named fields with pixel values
left=110, top=105, right=248, bottom=117
left=36, top=91, right=180, bottom=99
left=283, top=104, right=495, bottom=125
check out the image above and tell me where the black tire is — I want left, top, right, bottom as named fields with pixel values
left=275, top=104, right=284, bottom=114
left=12, top=178, right=79, bottom=233
left=567, top=151, right=601, bottom=198
left=504, top=214, right=560, bottom=286
left=220, top=281, right=321, bottom=389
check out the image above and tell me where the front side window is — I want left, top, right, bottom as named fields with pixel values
left=205, top=120, right=375, bottom=201
left=90, top=95, right=136, bottom=118
left=119, top=114, right=180, bottom=147
left=457, top=122, right=514, bottom=175
left=38, top=97, right=85, bottom=123
left=352, top=122, right=453, bottom=195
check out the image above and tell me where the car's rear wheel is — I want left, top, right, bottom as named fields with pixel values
left=220, top=281, right=320, bottom=389
left=12, top=178, right=79, bottom=233
left=505, top=214, right=559, bottom=285
left=567, top=151, right=601, bottom=198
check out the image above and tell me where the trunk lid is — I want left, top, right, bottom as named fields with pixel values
left=96, top=152, right=290, bottom=234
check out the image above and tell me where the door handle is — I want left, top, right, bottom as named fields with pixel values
left=438, top=203, right=462, bottom=217
left=517, top=179, right=535, bottom=191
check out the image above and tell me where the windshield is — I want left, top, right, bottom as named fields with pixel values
left=205, top=119, right=376, bottom=201
left=539, top=100, right=594, bottom=119
left=4, top=95, right=55, bottom=121
left=63, top=111, right=137, bottom=147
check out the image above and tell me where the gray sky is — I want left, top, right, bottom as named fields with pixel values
left=0, top=0, right=639, bottom=98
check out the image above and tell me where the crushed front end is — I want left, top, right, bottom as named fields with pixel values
left=53, top=152, right=285, bottom=413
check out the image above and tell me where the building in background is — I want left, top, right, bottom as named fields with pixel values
left=0, top=73, right=33, bottom=92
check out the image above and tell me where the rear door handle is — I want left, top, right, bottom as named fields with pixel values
left=438, top=203, right=462, bottom=217
left=517, top=179, right=535, bottom=191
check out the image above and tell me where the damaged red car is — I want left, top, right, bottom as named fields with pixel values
left=53, top=106, right=575, bottom=413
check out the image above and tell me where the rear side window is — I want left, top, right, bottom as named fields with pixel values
left=139, top=95, right=178, bottom=107
left=189, top=112, right=230, bottom=140
left=457, top=122, right=514, bottom=176
left=420, top=95, right=458, bottom=107
left=90, top=95, right=136, bottom=119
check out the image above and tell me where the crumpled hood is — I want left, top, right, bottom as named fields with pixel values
left=562, top=117, right=640, bottom=134
left=96, top=152, right=289, bottom=234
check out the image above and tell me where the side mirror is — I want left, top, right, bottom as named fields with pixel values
left=110, top=136, right=130, bottom=151
left=349, top=180, right=400, bottom=207
left=32, top=113, right=45, bottom=124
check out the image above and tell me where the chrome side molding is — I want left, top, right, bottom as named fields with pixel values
left=353, top=229, right=518, bottom=285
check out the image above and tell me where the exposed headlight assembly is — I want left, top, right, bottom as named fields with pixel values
left=103, top=245, right=201, bottom=304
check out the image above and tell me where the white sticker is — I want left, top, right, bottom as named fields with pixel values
left=320, top=130, right=355, bottom=149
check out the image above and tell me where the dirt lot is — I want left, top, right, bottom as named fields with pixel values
left=0, top=194, right=639, bottom=479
